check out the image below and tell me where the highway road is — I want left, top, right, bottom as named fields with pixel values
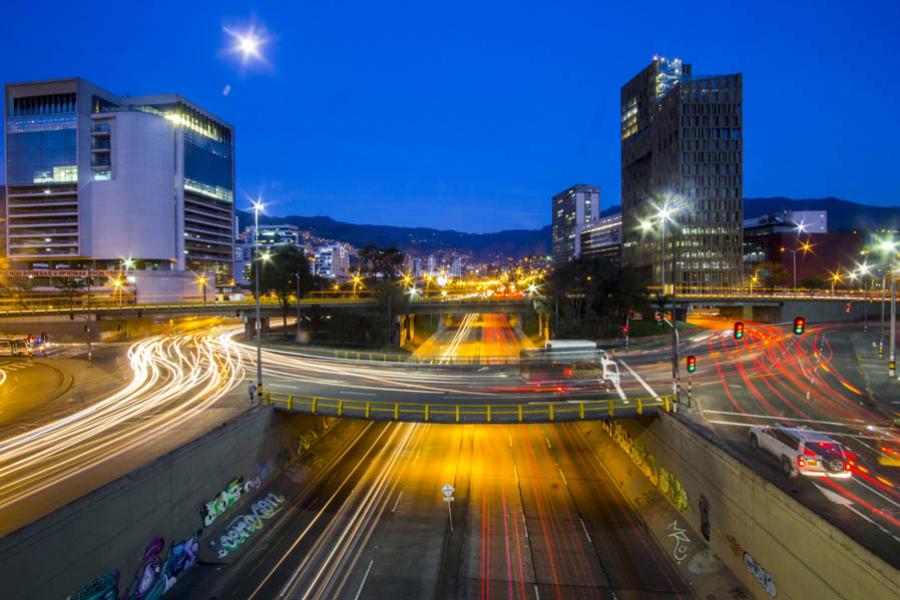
left=167, top=311, right=687, bottom=599
left=0, top=323, right=247, bottom=535
left=620, top=317, right=900, bottom=568
left=172, top=418, right=686, bottom=599
left=251, top=313, right=662, bottom=408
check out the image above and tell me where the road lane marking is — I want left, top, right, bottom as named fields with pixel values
left=558, top=468, right=568, bottom=487
left=617, top=359, right=660, bottom=398
left=391, top=489, right=404, bottom=513
left=704, top=410, right=865, bottom=427
left=545, top=436, right=552, bottom=449
left=353, top=560, right=375, bottom=600
left=707, top=420, right=888, bottom=441
left=579, top=517, right=593, bottom=543
left=337, top=390, right=377, bottom=397
left=514, top=465, right=520, bottom=485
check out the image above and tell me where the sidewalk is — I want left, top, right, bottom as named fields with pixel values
left=849, top=332, right=900, bottom=425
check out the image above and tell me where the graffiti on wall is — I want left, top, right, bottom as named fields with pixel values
left=66, top=569, right=120, bottom=600
left=211, top=492, right=286, bottom=558
left=666, top=520, right=691, bottom=563
left=200, top=475, right=262, bottom=526
left=70, top=534, right=200, bottom=600
left=726, top=534, right=777, bottom=598
left=602, top=419, right=689, bottom=511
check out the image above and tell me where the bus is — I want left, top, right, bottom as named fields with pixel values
left=519, top=340, right=619, bottom=388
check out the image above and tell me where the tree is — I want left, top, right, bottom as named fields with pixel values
left=358, top=245, right=405, bottom=282
left=56, top=276, right=88, bottom=309
left=250, top=246, right=314, bottom=328
left=753, top=261, right=789, bottom=288
left=799, top=276, right=826, bottom=290
left=547, top=258, right=649, bottom=339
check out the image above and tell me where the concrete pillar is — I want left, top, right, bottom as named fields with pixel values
left=244, top=316, right=270, bottom=338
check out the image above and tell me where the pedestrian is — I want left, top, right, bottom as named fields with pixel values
left=248, top=381, right=257, bottom=403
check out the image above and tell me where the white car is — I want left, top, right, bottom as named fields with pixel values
left=749, top=424, right=853, bottom=479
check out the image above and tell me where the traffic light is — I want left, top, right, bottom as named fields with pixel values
left=686, top=355, right=697, bottom=373
left=622, top=325, right=630, bottom=335
left=793, top=316, right=806, bottom=335
left=733, top=321, right=745, bottom=340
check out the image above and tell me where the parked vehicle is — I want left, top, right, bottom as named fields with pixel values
left=749, top=424, right=853, bottom=478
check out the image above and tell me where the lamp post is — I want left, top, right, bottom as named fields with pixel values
left=252, top=199, right=264, bottom=394
left=888, top=270, right=897, bottom=377
left=878, top=240, right=897, bottom=359
left=295, top=271, right=302, bottom=343
left=880, top=269, right=887, bottom=356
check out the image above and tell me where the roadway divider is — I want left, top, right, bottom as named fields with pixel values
left=261, top=389, right=672, bottom=423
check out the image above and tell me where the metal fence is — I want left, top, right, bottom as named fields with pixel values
left=261, top=390, right=672, bottom=424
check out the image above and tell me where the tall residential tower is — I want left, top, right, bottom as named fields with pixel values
left=621, top=57, right=742, bottom=290
left=551, top=184, right=600, bottom=267
left=4, top=78, right=235, bottom=283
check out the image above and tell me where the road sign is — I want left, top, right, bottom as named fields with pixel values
left=443, top=496, right=455, bottom=502
left=441, top=483, right=455, bottom=497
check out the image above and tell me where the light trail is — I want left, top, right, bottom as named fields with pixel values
left=0, top=327, right=243, bottom=518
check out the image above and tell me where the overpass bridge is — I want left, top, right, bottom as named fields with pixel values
left=261, top=389, right=673, bottom=424
left=0, top=296, right=536, bottom=320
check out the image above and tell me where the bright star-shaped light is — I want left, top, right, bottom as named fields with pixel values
left=224, top=24, right=270, bottom=67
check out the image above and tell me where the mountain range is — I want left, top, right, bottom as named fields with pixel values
left=238, top=197, right=900, bottom=260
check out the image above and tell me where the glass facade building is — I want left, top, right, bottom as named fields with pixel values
left=621, top=58, right=743, bottom=291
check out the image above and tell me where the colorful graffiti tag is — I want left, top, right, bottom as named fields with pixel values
left=67, top=569, right=120, bottom=600
left=69, top=534, right=200, bottom=600
left=726, top=534, right=777, bottom=598
left=212, top=492, right=286, bottom=558
left=602, top=419, right=689, bottom=511
left=200, top=475, right=262, bottom=526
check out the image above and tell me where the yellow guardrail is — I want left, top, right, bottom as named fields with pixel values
left=261, top=389, right=672, bottom=423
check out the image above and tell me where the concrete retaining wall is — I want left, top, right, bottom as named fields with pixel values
left=579, top=414, right=898, bottom=599
left=0, top=406, right=330, bottom=600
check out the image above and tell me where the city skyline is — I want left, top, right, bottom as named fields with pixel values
left=1, top=1, right=899, bottom=234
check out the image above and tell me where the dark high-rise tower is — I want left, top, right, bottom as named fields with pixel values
left=621, top=57, right=743, bottom=291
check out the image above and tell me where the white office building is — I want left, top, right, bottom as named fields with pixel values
left=3, top=78, right=235, bottom=299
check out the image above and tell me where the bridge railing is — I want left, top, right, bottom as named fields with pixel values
left=261, top=390, right=672, bottom=423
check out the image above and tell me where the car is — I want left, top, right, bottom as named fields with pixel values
left=877, top=440, right=900, bottom=467
left=749, top=424, right=853, bottom=479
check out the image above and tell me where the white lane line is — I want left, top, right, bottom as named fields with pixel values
left=337, top=390, right=377, bottom=397
left=558, top=468, right=568, bottom=487
left=545, top=436, right=552, bottom=450
left=534, top=584, right=541, bottom=600
left=617, top=359, right=660, bottom=398
left=522, top=513, right=529, bottom=539
left=579, top=517, right=593, bottom=544
left=353, top=560, right=375, bottom=600
left=852, top=478, right=900, bottom=511
left=391, top=489, right=404, bottom=513
left=707, top=420, right=887, bottom=441
left=704, top=410, right=865, bottom=428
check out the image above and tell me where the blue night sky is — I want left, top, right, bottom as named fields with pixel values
left=1, top=1, right=898, bottom=232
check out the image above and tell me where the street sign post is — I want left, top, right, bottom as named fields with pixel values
left=441, top=483, right=455, bottom=532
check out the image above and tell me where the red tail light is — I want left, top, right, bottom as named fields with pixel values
left=803, top=447, right=816, bottom=456
left=844, top=462, right=852, bottom=471
left=797, top=456, right=806, bottom=468
left=563, top=368, right=573, bottom=377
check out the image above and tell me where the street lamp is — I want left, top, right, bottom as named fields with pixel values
left=252, top=199, right=265, bottom=395
left=749, top=274, right=759, bottom=296
left=828, top=270, right=843, bottom=294
left=195, top=274, right=208, bottom=304
left=877, top=240, right=897, bottom=361
left=639, top=196, right=682, bottom=403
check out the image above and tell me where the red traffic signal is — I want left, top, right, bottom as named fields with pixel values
left=686, top=355, right=697, bottom=373
left=844, top=303, right=852, bottom=314
left=622, top=325, right=630, bottom=335
left=733, top=321, right=745, bottom=339
left=793, top=316, right=806, bottom=335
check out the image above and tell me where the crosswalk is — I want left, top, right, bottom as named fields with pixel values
left=0, top=362, right=33, bottom=373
